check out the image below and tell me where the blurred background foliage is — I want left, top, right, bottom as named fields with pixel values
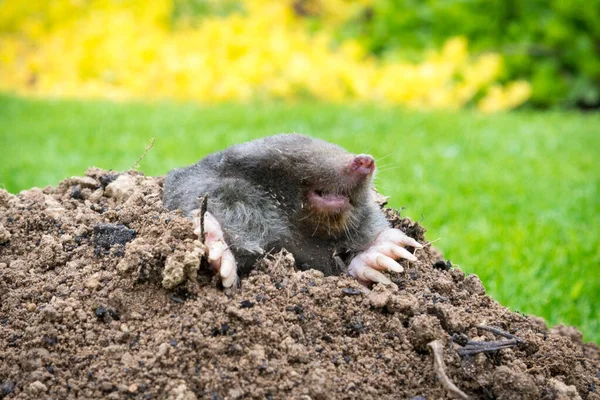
left=334, top=0, right=600, bottom=109
left=0, top=0, right=557, bottom=111
left=0, top=0, right=597, bottom=109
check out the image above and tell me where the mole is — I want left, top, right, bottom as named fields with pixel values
left=163, top=134, right=422, bottom=288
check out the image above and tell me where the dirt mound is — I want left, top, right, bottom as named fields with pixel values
left=1, top=169, right=598, bottom=400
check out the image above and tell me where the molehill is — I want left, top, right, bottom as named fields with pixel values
left=0, top=168, right=598, bottom=400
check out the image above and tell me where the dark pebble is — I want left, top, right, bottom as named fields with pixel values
left=285, top=304, right=303, bottom=314
left=321, top=334, right=333, bottom=343
left=345, top=321, right=366, bottom=335
left=95, top=306, right=120, bottom=322
left=99, top=173, right=119, bottom=188
left=212, top=323, right=229, bottom=336
left=432, top=260, right=452, bottom=271
left=1, top=381, right=16, bottom=397
left=240, top=300, right=254, bottom=308
left=92, top=223, right=136, bottom=250
left=342, top=287, right=362, bottom=296
left=70, top=185, right=83, bottom=200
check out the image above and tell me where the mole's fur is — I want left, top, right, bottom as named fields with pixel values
left=163, top=134, right=390, bottom=275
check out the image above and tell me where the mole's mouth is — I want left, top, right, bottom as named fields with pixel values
left=307, top=189, right=350, bottom=214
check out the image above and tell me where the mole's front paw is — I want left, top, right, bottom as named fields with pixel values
left=193, top=211, right=238, bottom=288
left=348, top=228, right=422, bottom=286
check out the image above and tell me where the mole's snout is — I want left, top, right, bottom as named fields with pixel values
left=350, top=154, right=375, bottom=176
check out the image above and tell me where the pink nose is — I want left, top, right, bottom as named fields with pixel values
left=350, top=154, right=375, bottom=175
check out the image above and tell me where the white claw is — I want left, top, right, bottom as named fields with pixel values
left=363, top=268, right=392, bottom=285
left=220, top=252, right=238, bottom=288
left=376, top=254, right=404, bottom=273
left=193, top=210, right=239, bottom=289
left=349, top=257, right=392, bottom=285
left=371, top=243, right=417, bottom=262
left=376, top=229, right=423, bottom=248
left=219, top=250, right=235, bottom=278
left=390, top=245, right=417, bottom=262
left=348, top=227, right=420, bottom=287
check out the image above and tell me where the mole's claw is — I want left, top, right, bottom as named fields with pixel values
left=348, top=258, right=392, bottom=285
left=390, top=245, right=417, bottom=262
left=348, top=254, right=393, bottom=285
left=375, top=254, right=404, bottom=273
left=372, top=243, right=417, bottom=262
left=377, top=228, right=422, bottom=248
left=363, top=268, right=392, bottom=285
left=220, top=253, right=238, bottom=288
left=194, top=210, right=239, bottom=289
left=219, top=256, right=238, bottom=288
left=347, top=227, right=420, bottom=286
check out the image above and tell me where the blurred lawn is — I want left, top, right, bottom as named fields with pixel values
left=1, top=93, right=598, bottom=343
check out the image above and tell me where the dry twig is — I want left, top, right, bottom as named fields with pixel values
left=455, top=325, right=527, bottom=356
left=457, top=339, right=519, bottom=356
left=131, top=137, right=155, bottom=169
left=475, top=325, right=526, bottom=343
left=197, top=195, right=208, bottom=243
left=428, top=340, right=470, bottom=400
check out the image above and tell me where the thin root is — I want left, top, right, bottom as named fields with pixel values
left=428, top=340, right=470, bottom=400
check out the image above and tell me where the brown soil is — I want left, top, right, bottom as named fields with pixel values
left=1, top=168, right=598, bottom=400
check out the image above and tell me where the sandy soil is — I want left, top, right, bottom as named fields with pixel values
left=1, top=168, right=598, bottom=399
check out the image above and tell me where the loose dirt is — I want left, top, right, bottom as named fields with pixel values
left=1, top=169, right=598, bottom=399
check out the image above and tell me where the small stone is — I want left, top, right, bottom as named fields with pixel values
left=128, top=383, right=139, bottom=393
left=368, top=290, right=390, bottom=308
left=100, top=381, right=114, bottom=392
left=464, top=274, right=486, bottom=295
left=105, top=174, right=136, bottom=201
left=162, top=257, right=184, bottom=289
left=130, top=312, right=143, bottom=320
left=84, top=277, right=101, bottom=290
left=157, top=342, right=170, bottom=358
left=28, top=380, right=47, bottom=394
left=41, top=306, right=58, bottom=321
left=24, top=303, right=36, bottom=311
left=70, top=176, right=99, bottom=189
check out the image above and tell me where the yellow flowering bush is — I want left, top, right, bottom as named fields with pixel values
left=0, top=0, right=531, bottom=111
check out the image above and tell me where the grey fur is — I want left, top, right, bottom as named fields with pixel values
left=163, top=134, right=390, bottom=275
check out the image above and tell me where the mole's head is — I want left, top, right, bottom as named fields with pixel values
left=220, top=134, right=378, bottom=238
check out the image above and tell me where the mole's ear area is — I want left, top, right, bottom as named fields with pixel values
left=221, top=142, right=266, bottom=169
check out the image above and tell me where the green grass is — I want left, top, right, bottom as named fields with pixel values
left=1, top=94, right=598, bottom=343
